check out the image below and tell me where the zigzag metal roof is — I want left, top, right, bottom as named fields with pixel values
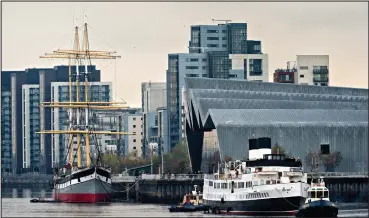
left=185, top=77, right=368, bottom=96
left=204, top=109, right=368, bottom=129
left=184, top=78, right=368, bottom=130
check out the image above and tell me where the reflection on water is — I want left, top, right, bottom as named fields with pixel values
left=2, top=188, right=53, bottom=199
left=1, top=198, right=368, bottom=217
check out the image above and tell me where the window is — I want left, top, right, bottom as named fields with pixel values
left=300, top=75, right=304, bottom=78
left=238, top=182, right=244, bottom=188
left=321, top=144, right=330, bottom=154
left=133, top=132, right=136, bottom=134
left=202, top=66, right=207, bottom=70
left=207, top=30, right=218, bottom=33
left=222, top=37, right=227, bottom=40
left=186, top=66, right=199, bottom=70
left=222, top=30, right=227, bottom=33
left=189, top=58, right=198, bottom=62
left=141, top=117, right=143, bottom=120
left=202, top=58, right=207, bottom=62
left=133, top=146, right=136, bottom=149
left=221, top=183, right=228, bottom=189
left=133, top=139, right=136, bottom=142
left=133, top=117, right=136, bottom=121
left=207, top=44, right=219, bottom=48
left=133, top=125, right=136, bottom=128
left=209, top=181, right=213, bottom=186
left=186, top=74, right=199, bottom=77
left=207, top=37, right=219, bottom=40
left=222, top=44, right=227, bottom=48
left=300, top=66, right=308, bottom=70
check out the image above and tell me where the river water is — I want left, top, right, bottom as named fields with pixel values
left=1, top=198, right=368, bottom=217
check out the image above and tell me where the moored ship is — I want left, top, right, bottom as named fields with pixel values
left=38, top=18, right=131, bottom=203
left=203, top=137, right=310, bottom=215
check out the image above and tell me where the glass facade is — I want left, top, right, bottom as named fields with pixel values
left=189, top=27, right=201, bottom=53
left=167, top=55, right=180, bottom=150
left=208, top=51, right=231, bottom=79
left=227, top=23, right=248, bottom=54
left=167, top=22, right=263, bottom=155
left=28, top=87, right=40, bottom=169
left=247, top=40, right=262, bottom=54
left=52, top=83, right=111, bottom=168
left=1, top=91, right=12, bottom=172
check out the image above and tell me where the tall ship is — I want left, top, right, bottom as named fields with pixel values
left=37, top=18, right=132, bottom=203
left=203, top=137, right=310, bottom=215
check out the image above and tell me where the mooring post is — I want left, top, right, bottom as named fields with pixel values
left=135, top=181, right=139, bottom=202
left=126, top=183, right=129, bottom=201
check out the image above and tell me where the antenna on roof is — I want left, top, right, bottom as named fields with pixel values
left=212, top=19, right=232, bottom=24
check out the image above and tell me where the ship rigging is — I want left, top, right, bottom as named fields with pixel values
left=36, top=17, right=134, bottom=203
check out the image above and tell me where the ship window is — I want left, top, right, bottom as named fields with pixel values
left=324, top=191, right=329, bottom=198
left=221, top=183, right=227, bottom=189
left=260, top=180, right=264, bottom=185
left=209, top=181, right=213, bottom=186
left=317, top=191, right=323, bottom=198
left=271, top=180, right=276, bottom=184
left=266, top=180, right=271, bottom=185
left=238, top=182, right=244, bottom=188
left=216, top=183, right=220, bottom=189
left=253, top=181, right=258, bottom=186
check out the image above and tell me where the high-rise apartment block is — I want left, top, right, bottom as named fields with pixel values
left=141, top=82, right=166, bottom=157
left=274, top=55, right=329, bottom=86
left=1, top=66, right=100, bottom=173
left=22, top=84, right=40, bottom=169
left=123, top=112, right=143, bottom=157
left=167, top=22, right=269, bottom=150
left=50, top=82, right=112, bottom=168
left=296, top=55, right=329, bottom=86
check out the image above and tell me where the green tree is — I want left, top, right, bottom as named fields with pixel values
left=271, top=143, right=286, bottom=155
left=162, top=138, right=191, bottom=174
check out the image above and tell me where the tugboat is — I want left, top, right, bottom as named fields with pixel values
left=295, top=177, right=338, bottom=217
left=202, top=137, right=310, bottom=216
left=168, top=185, right=207, bottom=212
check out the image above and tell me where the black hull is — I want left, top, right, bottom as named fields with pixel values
left=204, top=197, right=304, bottom=214
left=296, top=200, right=338, bottom=218
left=168, top=205, right=206, bottom=212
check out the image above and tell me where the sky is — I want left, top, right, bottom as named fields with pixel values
left=2, top=2, right=368, bottom=107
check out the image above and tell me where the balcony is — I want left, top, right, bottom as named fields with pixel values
left=313, top=69, right=329, bottom=74
left=313, top=77, right=329, bottom=82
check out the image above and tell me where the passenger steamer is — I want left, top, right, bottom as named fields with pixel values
left=203, top=137, right=310, bottom=215
left=37, top=18, right=131, bottom=203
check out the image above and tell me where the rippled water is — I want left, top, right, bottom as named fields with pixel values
left=1, top=198, right=368, bottom=217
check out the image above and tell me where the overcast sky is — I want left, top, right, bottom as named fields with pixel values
left=2, top=2, right=368, bottom=107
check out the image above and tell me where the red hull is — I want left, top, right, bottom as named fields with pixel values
left=54, top=193, right=111, bottom=203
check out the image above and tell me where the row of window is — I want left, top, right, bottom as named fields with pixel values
left=207, top=37, right=227, bottom=40
left=207, top=44, right=227, bottom=48
left=185, top=66, right=208, bottom=70
left=209, top=181, right=253, bottom=189
left=186, top=58, right=207, bottom=62
left=206, top=29, right=227, bottom=33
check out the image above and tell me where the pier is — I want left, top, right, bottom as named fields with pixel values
left=2, top=172, right=368, bottom=203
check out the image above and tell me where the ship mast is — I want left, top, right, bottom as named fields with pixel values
left=38, top=20, right=134, bottom=169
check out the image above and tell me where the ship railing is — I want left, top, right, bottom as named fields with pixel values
left=140, top=174, right=204, bottom=180
left=308, top=172, right=368, bottom=178
left=204, top=174, right=243, bottom=180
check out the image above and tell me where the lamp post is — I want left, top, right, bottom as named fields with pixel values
left=161, top=144, right=164, bottom=175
